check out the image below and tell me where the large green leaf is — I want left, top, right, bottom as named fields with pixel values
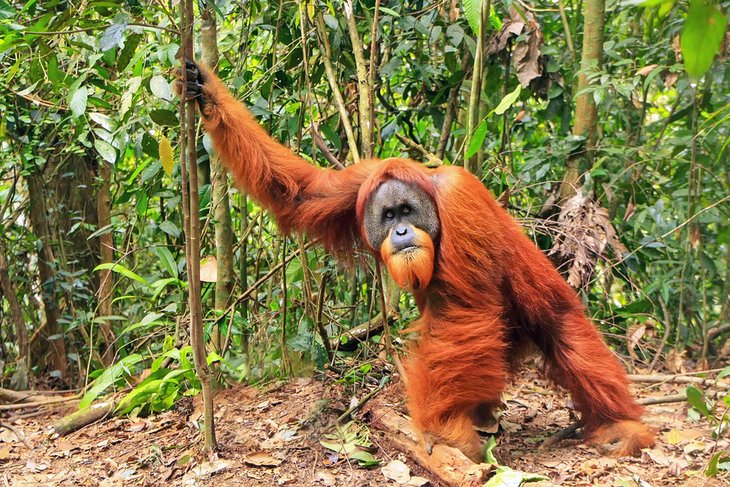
left=69, top=87, right=87, bottom=118
left=465, top=119, right=488, bottom=158
left=462, top=0, right=481, bottom=36
left=681, top=0, right=727, bottom=78
left=79, top=354, right=144, bottom=409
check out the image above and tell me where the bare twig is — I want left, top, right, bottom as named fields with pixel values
left=337, top=378, right=389, bottom=424
left=436, top=48, right=471, bottom=160
left=179, top=0, right=216, bottom=452
left=638, top=393, right=688, bottom=406
left=0, top=422, right=33, bottom=450
left=629, top=373, right=730, bottom=390
left=649, top=296, right=672, bottom=372
left=315, top=273, right=334, bottom=365
left=539, top=421, right=581, bottom=451
left=315, top=12, right=361, bottom=163
left=311, top=124, right=346, bottom=169
left=0, top=395, right=79, bottom=410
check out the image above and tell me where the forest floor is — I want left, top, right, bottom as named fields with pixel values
left=1, top=369, right=728, bottom=486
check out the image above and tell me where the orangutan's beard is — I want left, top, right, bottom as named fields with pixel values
left=380, top=228, right=435, bottom=291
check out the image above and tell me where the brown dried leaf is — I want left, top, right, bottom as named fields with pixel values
left=0, top=444, right=14, bottom=460
left=243, top=451, right=282, bottom=467
left=627, top=324, right=646, bottom=360
left=636, top=64, right=659, bottom=76
left=200, top=256, right=218, bottom=282
left=511, top=8, right=543, bottom=87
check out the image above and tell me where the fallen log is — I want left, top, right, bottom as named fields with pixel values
left=368, top=403, right=491, bottom=486
left=53, top=401, right=116, bottom=436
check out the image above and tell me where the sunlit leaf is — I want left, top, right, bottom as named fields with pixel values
left=462, top=0, right=480, bottom=36
left=681, top=0, right=727, bottom=78
left=94, top=139, right=116, bottom=164
left=79, top=354, right=144, bottom=409
left=484, top=466, right=548, bottom=487
left=94, top=262, right=149, bottom=287
left=159, top=135, right=174, bottom=175
left=493, top=85, right=522, bottom=115
left=200, top=256, right=218, bottom=282
left=69, top=87, right=87, bottom=118
left=150, top=75, right=173, bottom=101
left=100, top=13, right=130, bottom=51
left=465, top=119, right=488, bottom=158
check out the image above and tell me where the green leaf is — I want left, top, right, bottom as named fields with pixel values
left=117, top=33, right=142, bottom=71
left=150, top=109, right=179, bottom=126
left=94, top=139, right=116, bottom=164
left=680, top=0, right=727, bottom=78
left=119, top=311, right=164, bottom=336
left=153, top=247, right=178, bottom=278
left=79, top=354, right=144, bottom=409
left=462, top=0, right=480, bottom=36
left=100, top=13, right=130, bottom=51
left=150, top=75, right=173, bottom=101
left=686, top=385, right=712, bottom=418
left=159, top=220, right=181, bottom=239
left=379, top=6, right=400, bottom=17
left=493, top=85, right=522, bottom=115
left=484, top=466, right=549, bottom=487
left=705, top=451, right=722, bottom=476
left=483, top=436, right=498, bottom=465
left=465, top=119, right=488, bottom=158
left=94, top=262, right=149, bottom=287
left=69, top=87, right=87, bottom=118
left=717, top=366, right=730, bottom=380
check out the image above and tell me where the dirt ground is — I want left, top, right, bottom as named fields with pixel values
left=1, top=370, right=728, bottom=486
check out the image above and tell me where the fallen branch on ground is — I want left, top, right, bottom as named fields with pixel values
left=338, top=379, right=389, bottom=425
left=52, top=401, right=117, bottom=436
left=0, top=421, right=33, bottom=449
left=0, top=395, right=80, bottom=410
left=541, top=391, right=702, bottom=450
left=0, top=388, right=57, bottom=404
left=330, top=311, right=395, bottom=351
left=368, top=402, right=491, bottom=486
left=637, top=393, right=687, bottom=406
left=629, top=373, right=730, bottom=390
left=539, top=422, right=581, bottom=451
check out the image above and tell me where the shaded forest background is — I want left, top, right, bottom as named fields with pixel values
left=0, top=0, right=728, bottom=477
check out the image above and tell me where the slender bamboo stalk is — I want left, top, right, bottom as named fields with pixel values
left=179, top=0, right=216, bottom=452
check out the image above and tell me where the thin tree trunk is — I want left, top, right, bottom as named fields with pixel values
left=0, top=249, right=30, bottom=387
left=559, top=0, right=606, bottom=200
left=26, top=172, right=67, bottom=376
left=437, top=49, right=471, bottom=161
left=315, top=12, right=361, bottom=164
left=201, top=2, right=233, bottom=352
left=464, top=0, right=490, bottom=173
left=96, top=160, right=116, bottom=365
left=180, top=0, right=216, bottom=452
left=345, top=0, right=373, bottom=158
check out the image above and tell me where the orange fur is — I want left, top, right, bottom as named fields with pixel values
left=192, top=65, right=655, bottom=461
left=380, top=227, right=435, bottom=291
left=588, top=420, right=656, bottom=456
